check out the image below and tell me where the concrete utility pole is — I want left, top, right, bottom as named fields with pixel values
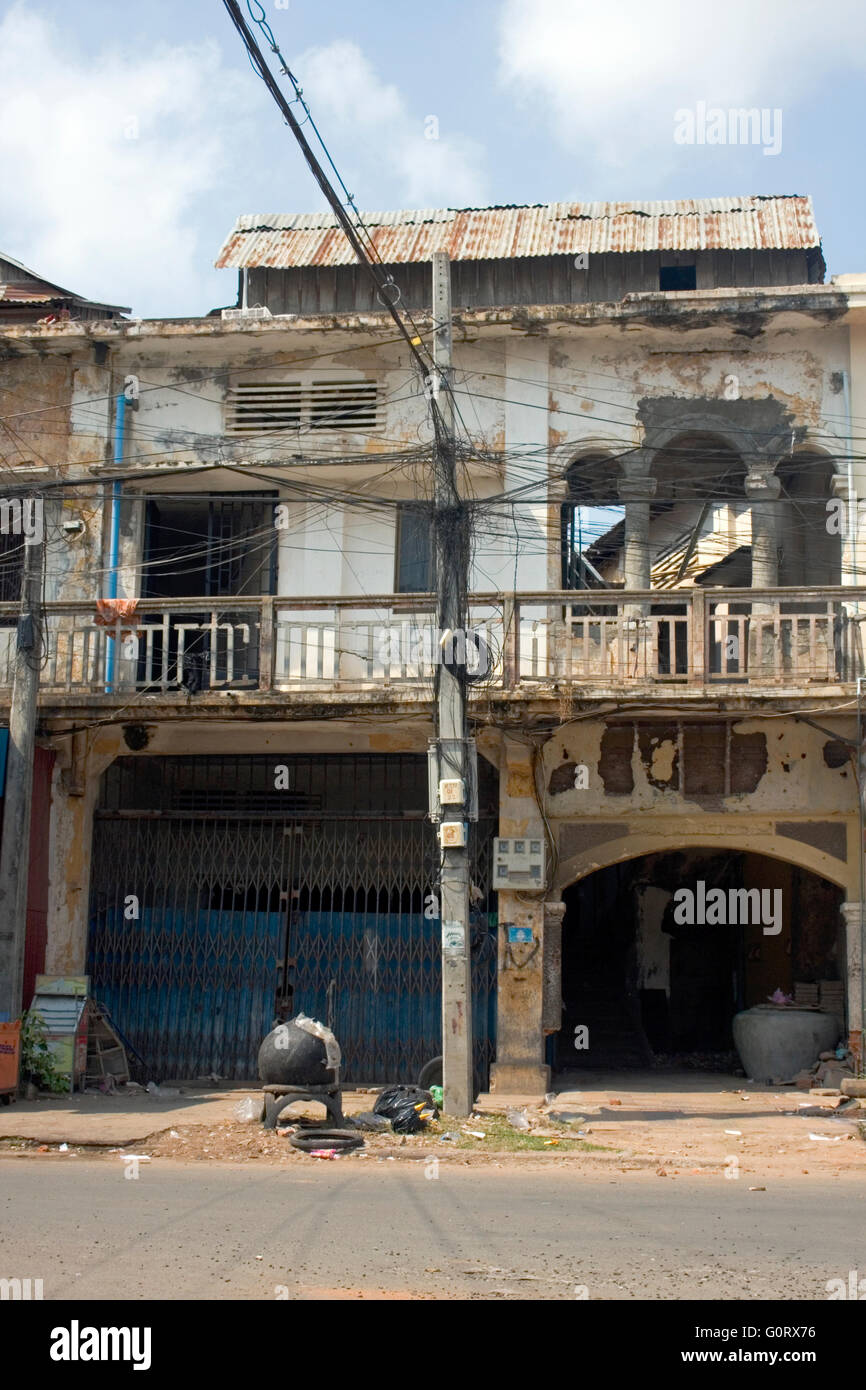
left=0, top=530, right=43, bottom=1021
left=432, top=251, right=473, bottom=1116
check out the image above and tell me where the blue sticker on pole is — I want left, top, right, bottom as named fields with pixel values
left=0, top=728, right=8, bottom=798
left=506, top=925, right=533, bottom=944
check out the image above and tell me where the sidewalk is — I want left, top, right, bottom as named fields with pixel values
left=0, top=1083, right=389, bottom=1146
left=1, top=1072, right=864, bottom=1177
left=0, top=1085, right=258, bottom=1146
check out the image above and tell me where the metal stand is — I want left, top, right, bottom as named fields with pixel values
left=260, top=1082, right=345, bottom=1130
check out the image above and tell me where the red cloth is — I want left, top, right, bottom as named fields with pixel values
left=94, top=598, right=140, bottom=638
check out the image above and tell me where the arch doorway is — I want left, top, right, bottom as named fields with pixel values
left=553, top=847, right=844, bottom=1075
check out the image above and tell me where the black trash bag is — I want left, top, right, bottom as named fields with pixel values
left=373, top=1085, right=439, bottom=1134
left=347, top=1111, right=392, bottom=1133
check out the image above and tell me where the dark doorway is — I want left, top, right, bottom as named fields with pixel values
left=556, top=870, right=654, bottom=1071
left=139, top=493, right=277, bottom=690
left=554, top=849, right=844, bottom=1074
left=142, top=493, right=277, bottom=600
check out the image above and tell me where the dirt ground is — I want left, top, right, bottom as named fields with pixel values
left=2, top=1072, right=864, bottom=1180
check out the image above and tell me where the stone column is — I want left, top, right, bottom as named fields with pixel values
left=745, top=463, right=782, bottom=676
left=840, top=901, right=864, bottom=1067
left=618, top=469, right=657, bottom=671
left=489, top=736, right=550, bottom=1096
left=745, top=464, right=781, bottom=590
left=831, top=474, right=859, bottom=679
left=542, top=900, right=566, bottom=1035
left=46, top=731, right=120, bottom=974
left=618, top=472, right=657, bottom=593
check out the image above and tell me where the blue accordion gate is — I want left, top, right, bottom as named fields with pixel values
left=88, top=755, right=497, bottom=1088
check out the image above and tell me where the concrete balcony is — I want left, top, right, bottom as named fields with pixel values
left=0, top=587, right=862, bottom=716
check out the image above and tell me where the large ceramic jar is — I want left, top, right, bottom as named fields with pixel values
left=732, top=1006, right=841, bottom=1082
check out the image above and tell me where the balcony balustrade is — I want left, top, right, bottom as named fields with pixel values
left=0, top=588, right=860, bottom=700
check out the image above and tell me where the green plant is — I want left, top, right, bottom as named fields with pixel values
left=19, top=1010, right=70, bottom=1094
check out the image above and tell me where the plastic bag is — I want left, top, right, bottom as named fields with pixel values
left=146, top=1081, right=180, bottom=1099
left=234, top=1097, right=260, bottom=1124
left=293, top=1014, right=341, bottom=1071
left=373, top=1085, right=438, bottom=1134
left=506, top=1108, right=530, bottom=1131
left=349, top=1111, right=392, bottom=1132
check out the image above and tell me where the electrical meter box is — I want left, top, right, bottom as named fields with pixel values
left=427, top=739, right=478, bottom=821
left=439, top=778, right=465, bottom=805
left=493, top=837, right=546, bottom=888
left=439, top=821, right=467, bottom=848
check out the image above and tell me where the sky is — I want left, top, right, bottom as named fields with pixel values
left=1, top=0, right=864, bottom=318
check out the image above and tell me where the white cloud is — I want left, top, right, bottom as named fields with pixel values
left=0, top=11, right=488, bottom=318
left=0, top=5, right=251, bottom=316
left=295, top=40, right=487, bottom=207
left=498, top=0, right=866, bottom=171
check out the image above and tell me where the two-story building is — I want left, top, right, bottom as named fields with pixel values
left=2, top=196, right=864, bottom=1096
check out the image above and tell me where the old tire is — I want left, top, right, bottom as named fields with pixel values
left=418, top=1056, right=443, bottom=1089
left=289, top=1128, right=364, bottom=1153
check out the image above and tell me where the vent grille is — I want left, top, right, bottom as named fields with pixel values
left=226, top=379, right=381, bottom=436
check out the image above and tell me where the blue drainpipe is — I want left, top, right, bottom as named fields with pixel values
left=105, top=391, right=125, bottom=691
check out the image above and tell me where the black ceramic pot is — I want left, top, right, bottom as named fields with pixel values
left=257, top=1019, right=334, bottom=1086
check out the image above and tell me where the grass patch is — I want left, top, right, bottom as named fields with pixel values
left=437, top=1113, right=614, bottom=1153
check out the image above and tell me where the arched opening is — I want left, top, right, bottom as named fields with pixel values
left=777, top=451, right=842, bottom=587
left=560, top=453, right=622, bottom=589
left=553, top=846, right=845, bottom=1075
left=648, top=432, right=748, bottom=588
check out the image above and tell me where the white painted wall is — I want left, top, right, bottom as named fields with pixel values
left=92, top=311, right=856, bottom=607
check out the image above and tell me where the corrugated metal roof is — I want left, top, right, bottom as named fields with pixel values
left=0, top=285, right=56, bottom=303
left=215, top=196, right=820, bottom=269
left=0, top=253, right=129, bottom=317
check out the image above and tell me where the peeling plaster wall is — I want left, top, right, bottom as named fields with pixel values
left=0, top=353, right=106, bottom=602
left=45, top=730, right=122, bottom=973
left=508, top=715, right=862, bottom=901
left=113, top=334, right=506, bottom=473
left=103, top=315, right=860, bottom=607
left=489, top=735, right=550, bottom=1093
left=0, top=353, right=73, bottom=470
left=542, top=717, right=855, bottom=820
left=548, top=320, right=850, bottom=447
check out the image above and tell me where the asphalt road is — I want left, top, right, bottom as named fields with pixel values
left=0, top=1157, right=861, bottom=1300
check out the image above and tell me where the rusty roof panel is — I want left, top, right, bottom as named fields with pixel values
left=215, top=196, right=820, bottom=269
left=0, top=285, right=56, bottom=303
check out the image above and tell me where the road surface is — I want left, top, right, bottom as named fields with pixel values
left=0, top=1157, right=860, bottom=1300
